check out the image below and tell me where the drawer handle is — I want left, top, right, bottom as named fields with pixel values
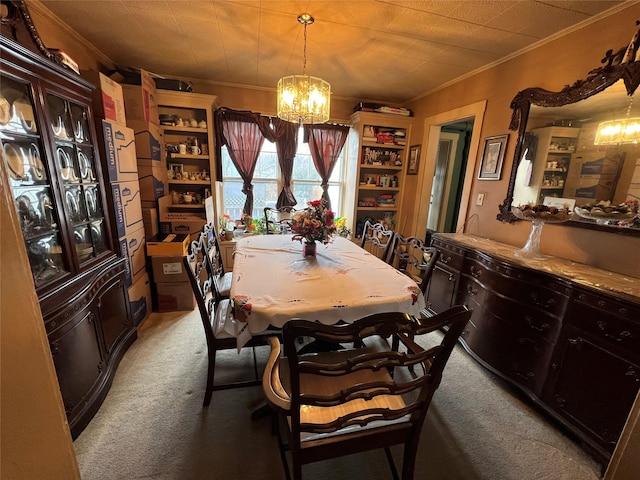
left=625, top=367, right=639, bottom=383
left=530, top=291, right=556, bottom=309
left=597, top=321, right=633, bottom=343
left=466, top=284, right=477, bottom=296
left=447, top=274, right=455, bottom=283
left=568, top=337, right=584, bottom=351
left=513, top=365, right=535, bottom=381
left=525, top=316, right=550, bottom=333
left=440, top=255, right=452, bottom=265
left=470, top=265, right=482, bottom=278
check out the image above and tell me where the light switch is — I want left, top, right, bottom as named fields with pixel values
left=476, top=193, right=485, bottom=206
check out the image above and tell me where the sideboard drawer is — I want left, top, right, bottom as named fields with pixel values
left=567, top=289, right=640, bottom=357
left=462, top=253, right=570, bottom=318
left=432, top=238, right=465, bottom=271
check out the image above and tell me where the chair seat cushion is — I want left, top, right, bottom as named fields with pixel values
left=278, top=348, right=409, bottom=443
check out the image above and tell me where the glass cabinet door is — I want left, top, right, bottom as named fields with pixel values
left=46, top=93, right=108, bottom=264
left=1, top=75, right=68, bottom=287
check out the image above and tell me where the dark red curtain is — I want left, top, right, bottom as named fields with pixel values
left=215, top=109, right=265, bottom=215
left=303, top=123, right=350, bottom=209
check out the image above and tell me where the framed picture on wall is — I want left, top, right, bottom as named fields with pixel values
left=478, top=134, right=508, bottom=180
left=407, top=145, right=421, bottom=175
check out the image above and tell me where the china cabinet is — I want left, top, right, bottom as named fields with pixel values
left=347, top=112, right=412, bottom=238
left=157, top=90, right=217, bottom=213
left=1, top=0, right=135, bottom=438
left=426, top=233, right=640, bottom=466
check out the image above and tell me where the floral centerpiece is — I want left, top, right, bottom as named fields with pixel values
left=289, top=199, right=336, bottom=255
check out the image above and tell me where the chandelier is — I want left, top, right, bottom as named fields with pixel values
left=276, top=14, right=331, bottom=124
left=594, top=117, right=640, bottom=145
left=594, top=95, right=640, bottom=145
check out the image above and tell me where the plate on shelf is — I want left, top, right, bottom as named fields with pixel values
left=3, top=143, right=25, bottom=180
left=78, top=150, right=91, bottom=180
left=65, top=189, right=79, bottom=218
left=13, top=97, right=36, bottom=132
left=0, top=96, right=11, bottom=125
left=28, top=143, right=45, bottom=181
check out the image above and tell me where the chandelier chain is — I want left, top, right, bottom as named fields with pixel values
left=303, top=22, right=307, bottom=75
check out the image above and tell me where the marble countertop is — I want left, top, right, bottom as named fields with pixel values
left=435, top=233, right=640, bottom=300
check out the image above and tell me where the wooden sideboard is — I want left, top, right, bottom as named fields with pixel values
left=425, top=233, right=640, bottom=465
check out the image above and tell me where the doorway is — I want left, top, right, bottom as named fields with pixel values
left=414, top=101, right=487, bottom=239
left=427, top=122, right=473, bottom=233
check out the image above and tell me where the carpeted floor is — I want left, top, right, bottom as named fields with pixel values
left=73, top=310, right=604, bottom=480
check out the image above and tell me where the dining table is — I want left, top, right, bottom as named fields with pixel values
left=228, top=234, right=426, bottom=349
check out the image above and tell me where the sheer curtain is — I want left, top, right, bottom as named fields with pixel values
left=303, top=123, right=350, bottom=209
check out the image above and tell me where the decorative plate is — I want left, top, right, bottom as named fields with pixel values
left=0, top=97, right=11, bottom=125
left=574, top=206, right=637, bottom=224
left=3, top=143, right=25, bottom=180
left=511, top=206, right=571, bottom=223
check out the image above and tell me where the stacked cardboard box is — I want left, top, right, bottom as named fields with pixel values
left=147, top=233, right=195, bottom=312
left=82, top=70, right=151, bottom=327
left=157, top=194, right=206, bottom=240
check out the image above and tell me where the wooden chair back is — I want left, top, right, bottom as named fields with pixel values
left=184, top=231, right=263, bottom=406
left=359, top=220, right=394, bottom=261
left=388, top=233, right=440, bottom=294
left=264, top=206, right=299, bottom=234
left=263, top=305, right=472, bottom=480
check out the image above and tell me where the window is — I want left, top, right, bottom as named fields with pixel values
left=220, top=128, right=346, bottom=221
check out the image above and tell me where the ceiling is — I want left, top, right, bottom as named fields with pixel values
left=39, top=0, right=628, bottom=105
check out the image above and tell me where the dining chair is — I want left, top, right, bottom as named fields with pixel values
left=387, top=233, right=440, bottom=295
left=202, top=222, right=232, bottom=298
left=264, top=206, right=299, bottom=234
left=184, top=231, right=272, bottom=406
left=359, top=220, right=394, bottom=262
left=262, top=305, right=472, bottom=480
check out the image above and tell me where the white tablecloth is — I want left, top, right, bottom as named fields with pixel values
left=230, top=235, right=425, bottom=344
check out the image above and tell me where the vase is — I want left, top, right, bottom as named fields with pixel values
left=514, top=219, right=546, bottom=260
left=224, top=231, right=234, bottom=241
left=303, top=241, right=317, bottom=257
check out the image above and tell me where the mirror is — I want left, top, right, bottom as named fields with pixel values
left=499, top=40, right=640, bottom=236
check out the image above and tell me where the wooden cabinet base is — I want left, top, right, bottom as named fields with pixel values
left=427, top=233, right=640, bottom=467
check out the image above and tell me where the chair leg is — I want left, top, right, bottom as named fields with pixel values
left=251, top=345, right=259, bottom=380
left=384, top=446, right=400, bottom=480
left=203, top=348, right=217, bottom=407
left=401, top=437, right=420, bottom=480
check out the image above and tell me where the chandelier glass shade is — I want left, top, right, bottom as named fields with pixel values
left=276, top=14, right=331, bottom=124
left=594, top=117, right=640, bottom=145
left=277, top=74, right=331, bottom=124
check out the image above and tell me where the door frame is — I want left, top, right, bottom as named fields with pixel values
left=414, top=101, right=487, bottom=237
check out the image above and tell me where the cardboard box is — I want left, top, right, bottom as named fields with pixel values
left=119, top=225, right=146, bottom=287
left=155, top=281, right=195, bottom=312
left=123, top=70, right=159, bottom=124
left=82, top=71, right=126, bottom=125
left=138, top=160, right=167, bottom=203
left=142, top=207, right=159, bottom=239
left=159, top=219, right=205, bottom=238
left=146, top=233, right=190, bottom=256
left=101, top=120, right=138, bottom=182
left=151, top=255, right=189, bottom=283
left=112, top=180, right=144, bottom=239
left=128, top=272, right=151, bottom=326
left=128, top=119, right=163, bottom=160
